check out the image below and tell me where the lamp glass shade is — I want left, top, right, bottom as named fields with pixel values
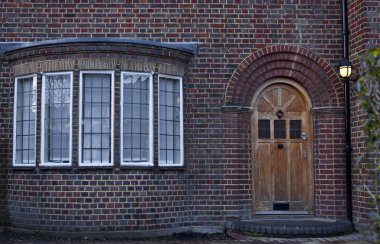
left=339, top=65, right=352, bottom=78
left=338, top=59, right=352, bottom=78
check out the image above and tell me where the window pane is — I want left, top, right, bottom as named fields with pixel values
left=92, top=150, right=101, bottom=163
left=258, top=119, right=270, bottom=139
left=159, top=77, right=182, bottom=166
left=43, top=73, right=71, bottom=164
left=92, top=134, right=101, bottom=148
left=122, top=73, right=151, bottom=164
left=14, top=77, right=36, bottom=165
left=290, top=120, right=302, bottom=139
left=274, top=120, right=286, bottom=139
left=81, top=73, right=111, bottom=165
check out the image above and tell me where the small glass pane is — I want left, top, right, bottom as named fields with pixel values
left=159, top=150, right=166, bottom=163
left=102, top=150, right=109, bottom=163
left=160, top=135, right=166, bottom=148
left=83, top=135, right=91, bottom=148
left=124, top=149, right=131, bottom=161
left=290, top=120, right=302, bottom=139
left=174, top=136, right=180, bottom=150
left=131, top=149, right=140, bottom=161
left=174, top=150, right=180, bottom=164
left=258, top=120, right=270, bottom=139
left=83, top=150, right=91, bottom=163
left=83, top=119, right=92, bottom=133
left=274, top=120, right=286, bottom=139
left=92, top=119, right=101, bottom=133
left=92, top=134, right=101, bottom=148
left=102, top=135, right=109, bottom=148
left=167, top=150, right=173, bottom=164
left=92, top=150, right=101, bottom=163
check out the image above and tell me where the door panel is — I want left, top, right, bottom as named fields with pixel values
left=290, top=142, right=304, bottom=201
left=253, top=83, right=313, bottom=214
left=274, top=142, right=287, bottom=202
left=257, top=142, right=272, bottom=201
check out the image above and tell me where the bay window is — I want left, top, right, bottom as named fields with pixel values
left=13, top=71, right=184, bottom=168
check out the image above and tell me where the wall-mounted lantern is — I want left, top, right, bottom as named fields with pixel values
left=338, top=59, right=352, bottom=78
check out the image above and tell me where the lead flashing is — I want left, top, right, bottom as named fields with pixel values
left=0, top=38, right=198, bottom=55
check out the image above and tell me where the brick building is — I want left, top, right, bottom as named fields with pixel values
left=0, top=0, right=379, bottom=237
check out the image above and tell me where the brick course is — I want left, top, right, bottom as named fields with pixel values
left=0, top=0, right=378, bottom=235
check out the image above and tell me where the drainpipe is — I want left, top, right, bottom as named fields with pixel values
left=341, top=0, right=353, bottom=223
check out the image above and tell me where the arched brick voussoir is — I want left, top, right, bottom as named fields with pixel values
left=234, top=58, right=332, bottom=107
left=239, top=68, right=328, bottom=107
left=225, top=45, right=342, bottom=108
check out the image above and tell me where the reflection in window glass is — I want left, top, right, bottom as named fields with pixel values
left=42, top=73, right=72, bottom=165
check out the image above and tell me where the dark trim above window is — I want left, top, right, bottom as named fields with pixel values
left=1, top=38, right=198, bottom=55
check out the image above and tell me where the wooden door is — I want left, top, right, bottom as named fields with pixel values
left=253, top=83, right=313, bottom=213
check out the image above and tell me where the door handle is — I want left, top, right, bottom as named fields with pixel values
left=302, top=132, right=307, bottom=140
left=277, top=143, right=284, bottom=149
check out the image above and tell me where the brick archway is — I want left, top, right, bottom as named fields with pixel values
left=224, top=45, right=343, bottom=108
left=223, top=45, right=349, bottom=219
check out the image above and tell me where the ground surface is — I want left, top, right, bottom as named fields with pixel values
left=0, top=231, right=374, bottom=244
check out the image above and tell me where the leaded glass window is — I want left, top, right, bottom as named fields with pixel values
left=80, top=72, right=113, bottom=166
left=13, top=75, right=37, bottom=166
left=121, top=72, right=153, bottom=166
left=158, top=75, right=183, bottom=166
left=41, top=72, right=72, bottom=165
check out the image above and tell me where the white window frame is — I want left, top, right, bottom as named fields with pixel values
left=158, top=74, right=184, bottom=167
left=40, top=72, right=73, bottom=166
left=120, top=72, right=154, bottom=166
left=13, top=74, right=37, bottom=167
left=79, top=71, right=114, bottom=167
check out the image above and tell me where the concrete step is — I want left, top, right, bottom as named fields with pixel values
left=225, top=218, right=353, bottom=237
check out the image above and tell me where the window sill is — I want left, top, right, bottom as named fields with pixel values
left=11, top=165, right=36, bottom=170
left=39, top=165, right=73, bottom=170
left=119, top=165, right=154, bottom=170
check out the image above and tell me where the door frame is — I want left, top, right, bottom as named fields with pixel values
left=250, top=78, right=314, bottom=215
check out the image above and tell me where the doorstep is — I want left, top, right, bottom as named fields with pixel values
left=225, top=216, right=353, bottom=237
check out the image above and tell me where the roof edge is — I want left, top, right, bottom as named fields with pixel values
left=0, top=38, right=198, bottom=55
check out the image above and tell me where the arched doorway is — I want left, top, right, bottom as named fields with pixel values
left=251, top=78, right=314, bottom=214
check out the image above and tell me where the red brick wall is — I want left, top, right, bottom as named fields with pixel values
left=313, top=113, right=347, bottom=218
left=0, top=58, right=10, bottom=228
left=1, top=0, right=375, bottom=234
left=349, top=0, right=380, bottom=229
